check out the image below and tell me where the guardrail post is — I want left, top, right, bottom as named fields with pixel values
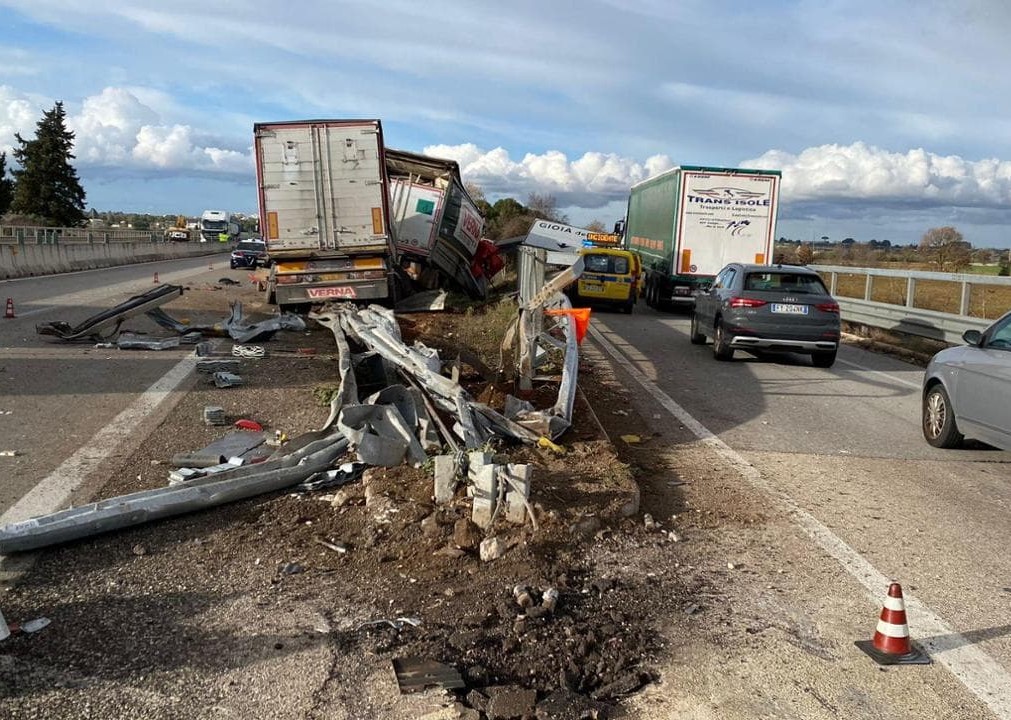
left=960, top=280, right=971, bottom=316
left=864, top=273, right=873, bottom=301
left=906, top=277, right=916, bottom=307
left=829, top=271, right=838, bottom=295
left=103, top=232, right=110, bottom=244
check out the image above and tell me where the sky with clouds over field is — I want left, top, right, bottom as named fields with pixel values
left=2, top=0, right=1011, bottom=246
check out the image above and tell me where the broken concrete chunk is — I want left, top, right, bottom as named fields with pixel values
left=433, top=455, right=459, bottom=504
left=479, top=536, right=506, bottom=562
left=502, top=464, right=532, bottom=525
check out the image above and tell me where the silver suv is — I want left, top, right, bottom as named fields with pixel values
left=690, top=263, right=841, bottom=367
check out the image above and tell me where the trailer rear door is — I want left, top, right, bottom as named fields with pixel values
left=256, top=120, right=391, bottom=254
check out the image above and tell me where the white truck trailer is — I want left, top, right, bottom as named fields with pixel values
left=253, top=119, right=400, bottom=307
left=627, top=166, right=781, bottom=309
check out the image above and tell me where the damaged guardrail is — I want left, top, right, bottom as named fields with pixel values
left=0, top=433, right=350, bottom=554
left=4, top=275, right=590, bottom=553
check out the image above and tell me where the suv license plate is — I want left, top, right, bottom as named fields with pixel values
left=771, top=303, right=808, bottom=315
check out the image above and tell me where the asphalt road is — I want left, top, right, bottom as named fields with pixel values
left=3, top=263, right=1010, bottom=718
left=0, top=254, right=230, bottom=518
left=591, top=300, right=1011, bottom=719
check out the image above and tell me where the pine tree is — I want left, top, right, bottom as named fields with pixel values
left=0, top=152, right=14, bottom=217
left=11, top=102, right=87, bottom=227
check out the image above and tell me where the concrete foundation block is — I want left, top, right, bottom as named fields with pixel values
left=433, top=454, right=458, bottom=504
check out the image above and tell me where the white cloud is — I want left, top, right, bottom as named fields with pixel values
left=423, top=143, right=673, bottom=208
left=0, top=85, right=252, bottom=176
left=0, top=85, right=40, bottom=155
left=744, top=143, right=1011, bottom=208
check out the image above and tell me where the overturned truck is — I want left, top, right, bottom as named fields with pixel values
left=386, top=148, right=500, bottom=300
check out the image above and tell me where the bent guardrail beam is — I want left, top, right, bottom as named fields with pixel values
left=36, top=284, right=184, bottom=341
left=0, top=433, right=349, bottom=554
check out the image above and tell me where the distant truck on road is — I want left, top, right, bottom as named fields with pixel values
left=253, top=119, right=400, bottom=307
left=626, top=166, right=781, bottom=309
left=198, top=210, right=238, bottom=243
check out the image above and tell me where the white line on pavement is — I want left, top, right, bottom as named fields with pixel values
left=589, top=324, right=1011, bottom=720
left=836, top=356, right=923, bottom=390
left=0, top=354, right=197, bottom=527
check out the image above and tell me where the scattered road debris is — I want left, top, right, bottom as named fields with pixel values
left=232, top=345, right=266, bottom=358
left=36, top=284, right=184, bottom=341
left=392, top=657, right=465, bottom=694
left=358, top=616, right=422, bottom=632
left=394, top=289, right=448, bottom=313
left=234, top=419, right=263, bottom=432
left=203, top=406, right=227, bottom=426
left=148, top=300, right=306, bottom=343
left=212, top=371, right=244, bottom=388
left=116, top=332, right=187, bottom=350
left=313, top=537, right=348, bottom=553
left=196, top=358, right=242, bottom=374
left=299, top=462, right=366, bottom=492
left=0, top=433, right=350, bottom=553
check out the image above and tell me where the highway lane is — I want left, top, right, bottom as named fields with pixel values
left=592, top=301, right=1011, bottom=718
left=0, top=253, right=230, bottom=518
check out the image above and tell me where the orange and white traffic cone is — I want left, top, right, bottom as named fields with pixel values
left=153, top=272, right=160, bottom=284
left=855, top=582, right=930, bottom=665
left=3, top=298, right=14, bottom=319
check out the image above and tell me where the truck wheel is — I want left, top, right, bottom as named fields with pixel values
left=689, top=311, right=706, bottom=345
left=712, top=319, right=734, bottom=360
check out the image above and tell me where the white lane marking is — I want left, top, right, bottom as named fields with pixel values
left=836, top=356, right=923, bottom=390
left=0, top=354, right=196, bottom=527
left=589, top=324, right=1011, bottom=719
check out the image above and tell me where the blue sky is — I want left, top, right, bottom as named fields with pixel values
left=2, top=1, right=1011, bottom=247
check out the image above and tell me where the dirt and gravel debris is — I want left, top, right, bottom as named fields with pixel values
left=0, top=279, right=713, bottom=719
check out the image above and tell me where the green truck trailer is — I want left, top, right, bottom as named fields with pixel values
left=626, top=165, right=781, bottom=309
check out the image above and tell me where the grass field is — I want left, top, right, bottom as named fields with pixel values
left=828, top=271, right=1011, bottom=320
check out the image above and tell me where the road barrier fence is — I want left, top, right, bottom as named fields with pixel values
left=811, top=264, right=1011, bottom=344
